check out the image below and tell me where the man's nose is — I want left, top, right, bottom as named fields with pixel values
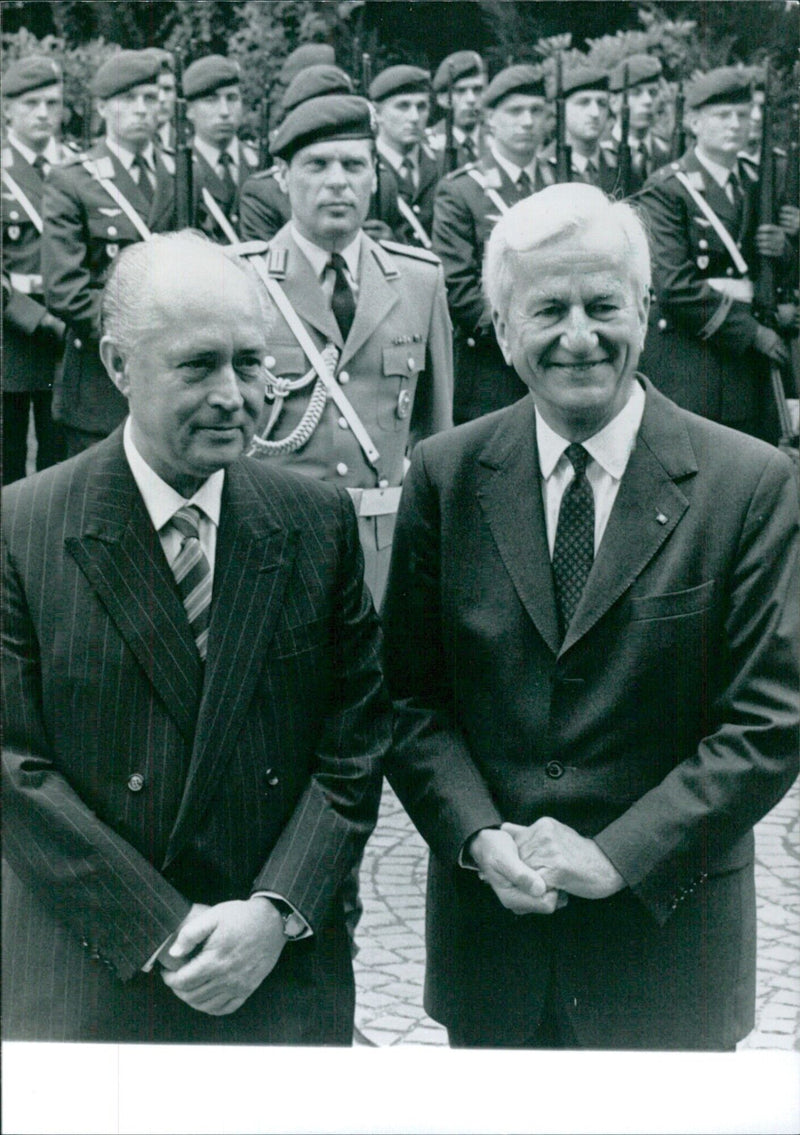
left=209, top=365, right=244, bottom=409
left=560, top=308, right=599, bottom=352
left=324, top=161, right=347, bottom=185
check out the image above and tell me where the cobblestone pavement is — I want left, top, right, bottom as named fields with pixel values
left=354, top=778, right=800, bottom=1048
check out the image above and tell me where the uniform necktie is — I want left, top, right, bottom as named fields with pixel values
left=634, top=142, right=648, bottom=180
left=552, top=444, right=595, bottom=637
left=328, top=252, right=356, bottom=341
left=32, top=154, right=47, bottom=178
left=462, top=135, right=477, bottom=164
left=218, top=150, right=236, bottom=208
left=132, top=153, right=153, bottom=205
left=399, top=155, right=416, bottom=190
left=169, top=505, right=212, bottom=661
left=517, top=169, right=533, bottom=197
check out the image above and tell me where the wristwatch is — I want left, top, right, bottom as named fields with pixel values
left=270, top=898, right=307, bottom=940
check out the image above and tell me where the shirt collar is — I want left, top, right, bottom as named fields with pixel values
left=8, top=131, right=60, bottom=167
left=105, top=136, right=156, bottom=173
left=194, top=134, right=239, bottom=171
left=694, top=147, right=735, bottom=189
left=489, top=141, right=537, bottom=184
left=290, top=223, right=363, bottom=283
left=536, top=378, right=645, bottom=481
left=377, top=137, right=419, bottom=173
left=569, top=149, right=599, bottom=175
left=123, top=417, right=224, bottom=532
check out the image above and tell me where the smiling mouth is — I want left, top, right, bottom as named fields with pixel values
left=550, top=359, right=609, bottom=370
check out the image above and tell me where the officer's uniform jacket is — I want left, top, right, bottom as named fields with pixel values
left=41, top=139, right=176, bottom=436
left=239, top=163, right=404, bottom=243
left=376, top=142, right=442, bottom=248
left=432, top=154, right=551, bottom=423
left=603, top=130, right=671, bottom=194
left=427, top=121, right=489, bottom=169
left=540, top=140, right=621, bottom=195
left=192, top=138, right=259, bottom=242
left=636, top=147, right=789, bottom=437
left=2, top=138, right=72, bottom=392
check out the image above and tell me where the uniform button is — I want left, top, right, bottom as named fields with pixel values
left=265, top=355, right=276, bottom=369
left=107, top=225, right=118, bottom=237
left=726, top=267, right=734, bottom=276
left=466, top=337, right=476, bottom=348
left=336, top=462, right=348, bottom=476
left=10, top=210, right=19, bottom=220
left=338, top=370, right=350, bottom=384
left=127, top=772, right=145, bottom=792
left=74, top=338, right=83, bottom=349
left=545, top=760, right=564, bottom=779
left=338, top=416, right=349, bottom=430
left=657, top=318, right=668, bottom=331
left=698, top=238, right=708, bottom=250
left=378, top=478, right=389, bottom=489
left=413, top=204, right=420, bottom=213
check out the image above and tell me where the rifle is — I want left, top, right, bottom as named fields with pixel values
left=444, top=62, right=458, bottom=174
left=669, top=81, right=686, bottom=162
left=173, top=48, right=194, bottom=229
left=617, top=63, right=632, bottom=197
left=752, top=62, right=796, bottom=448
left=258, top=92, right=271, bottom=170
left=361, top=52, right=372, bottom=98
left=82, top=92, right=93, bottom=150
left=554, top=53, right=571, bottom=183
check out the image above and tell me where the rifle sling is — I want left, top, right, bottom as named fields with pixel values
left=673, top=171, right=749, bottom=276
left=1, top=168, right=43, bottom=233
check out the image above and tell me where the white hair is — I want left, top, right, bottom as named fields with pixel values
left=484, top=182, right=651, bottom=321
left=101, top=229, right=264, bottom=354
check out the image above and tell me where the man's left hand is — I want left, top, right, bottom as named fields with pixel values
left=755, top=223, right=787, bottom=258
left=502, top=818, right=625, bottom=901
left=160, top=897, right=285, bottom=1015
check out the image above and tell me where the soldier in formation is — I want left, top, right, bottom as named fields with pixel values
left=606, top=53, right=671, bottom=193
left=428, top=51, right=488, bottom=167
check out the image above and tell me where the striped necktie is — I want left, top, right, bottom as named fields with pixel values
left=169, top=504, right=212, bottom=660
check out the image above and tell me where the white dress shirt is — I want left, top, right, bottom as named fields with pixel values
left=291, top=223, right=363, bottom=303
left=377, top=137, right=420, bottom=188
left=489, top=141, right=539, bottom=188
left=536, top=379, right=646, bottom=557
left=6, top=131, right=62, bottom=171
left=695, top=148, right=739, bottom=201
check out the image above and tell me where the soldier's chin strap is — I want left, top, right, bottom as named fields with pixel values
left=248, top=254, right=385, bottom=480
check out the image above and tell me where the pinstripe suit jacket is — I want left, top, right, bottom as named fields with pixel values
left=2, top=427, right=389, bottom=1043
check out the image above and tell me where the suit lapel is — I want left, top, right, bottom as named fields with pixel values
left=163, top=461, right=299, bottom=867
left=339, top=236, right=400, bottom=367
left=561, top=382, right=697, bottom=653
left=64, top=430, right=204, bottom=744
left=476, top=398, right=561, bottom=655
left=275, top=227, right=343, bottom=346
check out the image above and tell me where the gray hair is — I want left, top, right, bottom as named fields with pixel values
left=484, top=183, right=651, bottom=321
left=101, top=229, right=264, bottom=354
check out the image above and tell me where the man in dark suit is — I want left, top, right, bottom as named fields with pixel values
left=2, top=55, right=69, bottom=484
left=42, top=50, right=176, bottom=457
left=433, top=65, right=552, bottom=423
left=2, top=232, right=389, bottom=1044
left=382, top=183, right=799, bottom=1050
left=638, top=68, right=793, bottom=442
left=183, top=55, right=259, bottom=243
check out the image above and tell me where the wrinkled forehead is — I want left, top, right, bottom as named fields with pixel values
left=510, top=225, right=636, bottom=294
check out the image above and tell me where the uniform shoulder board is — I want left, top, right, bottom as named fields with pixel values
left=242, top=142, right=259, bottom=168
left=160, top=151, right=175, bottom=175
left=603, top=147, right=618, bottom=168
left=444, top=160, right=477, bottom=181
left=227, top=238, right=270, bottom=258
left=249, top=164, right=280, bottom=181
left=2, top=147, right=13, bottom=166
left=61, top=148, right=87, bottom=168
left=378, top=239, right=441, bottom=265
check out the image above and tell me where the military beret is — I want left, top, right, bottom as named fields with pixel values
left=91, top=50, right=162, bottom=99
left=282, top=64, right=353, bottom=113
left=143, top=47, right=174, bottom=74
left=3, top=55, right=62, bottom=98
left=432, top=51, right=485, bottom=93
left=608, top=54, right=662, bottom=92
left=686, top=67, right=753, bottom=110
left=271, top=94, right=377, bottom=161
left=369, top=65, right=430, bottom=103
left=279, top=43, right=336, bottom=85
left=183, top=55, right=241, bottom=100
left=483, top=64, right=544, bottom=109
left=561, top=65, right=609, bottom=98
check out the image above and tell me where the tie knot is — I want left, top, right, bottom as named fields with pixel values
left=218, top=150, right=232, bottom=165
left=329, top=252, right=347, bottom=273
left=171, top=504, right=202, bottom=541
left=565, top=443, right=590, bottom=477
left=32, top=154, right=47, bottom=175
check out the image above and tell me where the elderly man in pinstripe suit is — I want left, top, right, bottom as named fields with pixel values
left=2, top=231, right=390, bottom=1044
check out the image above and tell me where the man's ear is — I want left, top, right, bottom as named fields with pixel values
left=99, top=336, right=130, bottom=396
left=274, top=158, right=289, bottom=194
left=492, top=308, right=513, bottom=366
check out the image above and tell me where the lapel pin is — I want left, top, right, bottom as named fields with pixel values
left=656, top=511, right=668, bottom=525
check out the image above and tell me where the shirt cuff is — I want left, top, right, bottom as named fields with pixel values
left=252, top=891, right=313, bottom=939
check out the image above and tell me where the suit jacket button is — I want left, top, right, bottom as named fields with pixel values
left=336, top=462, right=348, bottom=476
left=266, top=768, right=279, bottom=787
left=545, top=760, right=564, bottom=779
left=127, top=772, right=145, bottom=792
left=466, top=337, right=476, bottom=348
left=657, top=318, right=668, bottom=331
left=74, top=338, right=83, bottom=349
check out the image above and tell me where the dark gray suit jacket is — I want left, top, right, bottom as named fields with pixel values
left=2, top=428, right=389, bottom=1043
left=382, top=380, right=799, bottom=1048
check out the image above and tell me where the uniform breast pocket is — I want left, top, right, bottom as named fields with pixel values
left=629, top=579, right=716, bottom=622
left=264, top=342, right=308, bottom=380
left=378, top=342, right=426, bottom=430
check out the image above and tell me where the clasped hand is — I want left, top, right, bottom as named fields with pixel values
left=160, top=897, right=285, bottom=1016
left=502, top=817, right=625, bottom=901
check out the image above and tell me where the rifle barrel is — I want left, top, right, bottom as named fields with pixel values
left=174, top=48, right=194, bottom=229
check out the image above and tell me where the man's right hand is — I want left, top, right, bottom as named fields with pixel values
left=467, top=828, right=562, bottom=915
left=754, top=323, right=789, bottom=365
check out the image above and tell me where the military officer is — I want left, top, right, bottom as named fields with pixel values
left=637, top=67, right=792, bottom=441
left=149, top=49, right=177, bottom=154
left=181, top=55, right=259, bottom=243
left=1, top=55, right=70, bottom=484
left=432, top=65, right=553, bottom=424
left=543, top=65, right=619, bottom=193
left=239, top=65, right=403, bottom=246
left=370, top=65, right=441, bottom=249
left=242, top=93, right=453, bottom=605
left=42, top=50, right=176, bottom=455
left=607, top=54, right=671, bottom=193
left=428, top=51, right=488, bottom=169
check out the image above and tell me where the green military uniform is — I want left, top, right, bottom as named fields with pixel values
left=192, top=138, right=259, bottom=242
left=245, top=224, right=453, bottom=605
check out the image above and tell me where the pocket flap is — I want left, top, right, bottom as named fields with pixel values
left=630, top=579, right=715, bottom=621
left=382, top=342, right=426, bottom=377
left=264, top=343, right=308, bottom=377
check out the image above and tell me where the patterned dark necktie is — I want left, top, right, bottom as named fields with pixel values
left=517, top=169, right=533, bottom=198
left=218, top=150, right=236, bottom=208
left=552, top=444, right=595, bottom=637
left=328, top=252, right=356, bottom=341
left=169, top=505, right=212, bottom=661
left=132, top=153, right=153, bottom=205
